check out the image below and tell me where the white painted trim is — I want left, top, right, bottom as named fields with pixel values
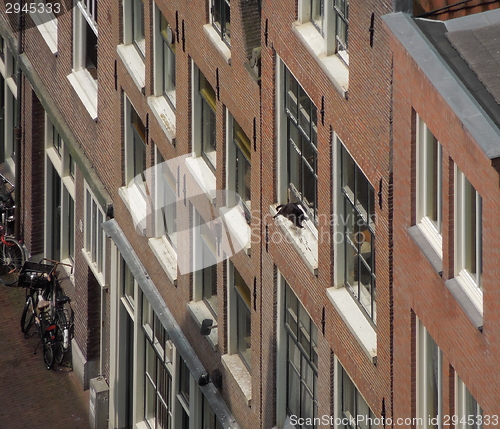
left=327, top=286, right=377, bottom=363
left=203, top=24, right=231, bottom=65
left=30, top=11, right=58, bottom=54
left=117, top=44, right=146, bottom=92
left=67, top=69, right=98, bottom=120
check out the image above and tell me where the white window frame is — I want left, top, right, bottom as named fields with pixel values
left=191, top=62, right=217, bottom=173
left=227, top=262, right=251, bottom=371
left=84, top=180, right=106, bottom=286
left=193, top=209, right=218, bottom=316
left=124, top=97, right=148, bottom=189
left=416, top=318, right=443, bottom=429
left=0, top=41, right=16, bottom=172
left=297, top=0, right=347, bottom=60
left=154, top=148, right=177, bottom=251
left=123, top=0, right=146, bottom=59
left=416, top=115, right=442, bottom=257
left=334, top=136, right=376, bottom=324
left=209, top=0, right=231, bottom=46
left=455, top=375, right=484, bottom=429
left=68, top=0, right=98, bottom=119
left=44, top=115, right=76, bottom=271
left=153, top=5, right=176, bottom=108
left=454, top=166, right=483, bottom=313
left=334, top=357, right=375, bottom=429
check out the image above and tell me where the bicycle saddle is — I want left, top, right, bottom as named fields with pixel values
left=56, top=295, right=70, bottom=304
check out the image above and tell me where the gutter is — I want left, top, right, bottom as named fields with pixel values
left=102, top=219, right=240, bottom=429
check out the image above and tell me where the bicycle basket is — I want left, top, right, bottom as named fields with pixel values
left=18, top=261, right=56, bottom=289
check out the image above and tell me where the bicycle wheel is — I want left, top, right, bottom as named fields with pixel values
left=0, top=237, right=26, bottom=286
left=42, top=326, right=55, bottom=370
left=54, top=327, right=65, bottom=365
left=20, top=295, right=35, bottom=335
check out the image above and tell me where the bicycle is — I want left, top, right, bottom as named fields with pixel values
left=19, top=258, right=74, bottom=369
left=0, top=173, right=27, bottom=286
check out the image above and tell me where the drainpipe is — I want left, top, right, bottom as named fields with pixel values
left=14, top=0, right=23, bottom=241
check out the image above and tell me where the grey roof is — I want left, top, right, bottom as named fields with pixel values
left=446, top=23, right=500, bottom=106
left=382, top=10, right=500, bottom=160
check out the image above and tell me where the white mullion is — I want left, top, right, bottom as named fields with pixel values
left=436, top=143, right=442, bottom=233
left=476, top=193, right=482, bottom=290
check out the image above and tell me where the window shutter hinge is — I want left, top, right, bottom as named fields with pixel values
left=176, top=11, right=180, bottom=43
left=321, top=96, right=325, bottom=126
left=114, top=60, right=118, bottom=91
left=265, top=19, right=268, bottom=46
left=369, top=13, right=375, bottom=48
left=378, top=178, right=383, bottom=209
left=182, top=20, right=186, bottom=52
left=253, top=277, right=257, bottom=311
left=253, top=117, right=257, bottom=151
left=322, top=306, right=325, bottom=335
left=216, top=68, right=220, bottom=101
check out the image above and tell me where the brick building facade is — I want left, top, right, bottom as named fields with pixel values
left=0, top=0, right=499, bottom=427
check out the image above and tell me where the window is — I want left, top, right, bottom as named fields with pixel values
left=284, top=279, right=318, bottom=427
left=143, top=297, right=174, bottom=429
left=202, top=395, right=223, bottom=429
left=132, top=0, right=146, bottom=58
left=341, top=144, right=376, bottom=324
left=45, top=118, right=76, bottom=265
left=229, top=117, right=251, bottom=221
left=85, top=181, right=106, bottom=277
left=339, top=364, right=375, bottom=429
left=333, top=0, right=349, bottom=55
left=74, top=0, right=98, bottom=80
left=416, top=115, right=442, bottom=255
left=416, top=319, right=442, bottom=429
left=455, top=376, right=483, bottom=429
left=211, top=0, right=231, bottom=45
left=155, top=150, right=177, bottom=250
left=199, top=71, right=217, bottom=172
left=122, top=257, right=135, bottom=309
left=284, top=66, right=318, bottom=223
left=310, top=0, right=323, bottom=33
left=234, top=266, right=251, bottom=370
left=455, top=167, right=482, bottom=297
left=0, top=47, right=16, bottom=167
left=194, top=210, right=218, bottom=316
left=159, top=12, right=176, bottom=107
left=125, top=99, right=147, bottom=186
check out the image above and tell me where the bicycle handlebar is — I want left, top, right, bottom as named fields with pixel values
left=39, top=258, right=74, bottom=275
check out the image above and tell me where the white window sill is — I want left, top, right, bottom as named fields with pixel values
left=117, top=44, right=146, bottom=93
left=119, top=184, right=148, bottom=236
left=187, top=300, right=218, bottom=351
left=147, top=95, right=176, bottom=145
left=408, top=225, right=442, bottom=275
left=184, top=156, right=217, bottom=205
left=326, top=286, right=377, bottom=364
left=67, top=69, right=98, bottom=120
left=445, top=277, right=483, bottom=331
left=81, top=249, right=106, bottom=287
left=456, top=270, right=483, bottom=316
left=30, top=12, right=58, bottom=54
left=203, top=24, right=231, bottom=65
left=220, top=205, right=251, bottom=256
left=293, top=22, right=348, bottom=98
left=6, top=77, right=17, bottom=97
left=221, top=354, right=251, bottom=406
left=417, top=217, right=442, bottom=258
left=270, top=203, right=318, bottom=276
left=148, top=237, right=177, bottom=286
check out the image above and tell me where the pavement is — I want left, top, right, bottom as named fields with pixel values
left=0, top=284, right=90, bottom=429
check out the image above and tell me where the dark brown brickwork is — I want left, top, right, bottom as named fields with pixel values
left=3, top=0, right=499, bottom=426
